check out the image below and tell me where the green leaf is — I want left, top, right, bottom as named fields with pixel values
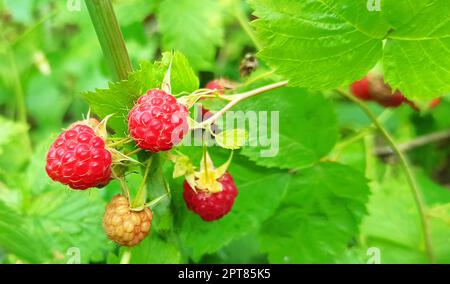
left=361, top=167, right=450, bottom=264
left=127, top=234, right=181, bottom=264
left=235, top=87, right=338, bottom=170
left=83, top=51, right=199, bottom=133
left=173, top=153, right=291, bottom=261
left=215, top=129, right=248, bottom=149
left=250, top=0, right=450, bottom=100
left=259, top=162, right=369, bottom=263
left=115, top=0, right=156, bottom=26
left=25, top=189, right=111, bottom=263
left=0, top=200, right=52, bottom=263
left=381, top=1, right=450, bottom=99
left=250, top=0, right=383, bottom=89
left=157, top=0, right=224, bottom=70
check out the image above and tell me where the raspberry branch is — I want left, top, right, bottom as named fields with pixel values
left=197, top=80, right=289, bottom=128
left=337, top=88, right=435, bottom=264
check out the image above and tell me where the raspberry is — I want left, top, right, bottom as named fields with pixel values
left=103, top=195, right=153, bottom=247
left=206, top=79, right=226, bottom=94
left=45, top=123, right=112, bottom=190
left=350, top=76, right=372, bottom=100
left=376, top=91, right=406, bottom=107
left=183, top=172, right=238, bottom=221
left=128, top=89, right=189, bottom=152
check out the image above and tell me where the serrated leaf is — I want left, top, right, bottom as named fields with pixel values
left=83, top=52, right=199, bottom=134
left=215, top=128, right=248, bottom=149
left=0, top=200, right=52, bottom=263
left=259, top=162, right=370, bottom=263
left=250, top=0, right=450, bottom=100
left=250, top=0, right=383, bottom=90
left=157, top=0, right=224, bottom=70
left=361, top=168, right=450, bottom=264
left=235, top=87, right=338, bottom=170
left=126, top=234, right=181, bottom=264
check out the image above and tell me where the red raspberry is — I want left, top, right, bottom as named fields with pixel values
left=376, top=91, right=406, bottom=107
left=183, top=172, right=238, bottom=221
left=128, top=89, right=189, bottom=152
left=205, top=79, right=225, bottom=94
left=45, top=123, right=112, bottom=190
left=350, top=76, right=372, bottom=100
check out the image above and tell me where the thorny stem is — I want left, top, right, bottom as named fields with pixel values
left=198, top=80, right=289, bottom=128
left=337, top=89, right=435, bottom=263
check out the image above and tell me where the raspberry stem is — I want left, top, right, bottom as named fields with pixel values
left=107, top=137, right=132, bottom=148
left=337, top=88, right=435, bottom=264
left=131, top=157, right=153, bottom=209
left=197, top=80, right=289, bottom=128
left=86, top=0, right=132, bottom=81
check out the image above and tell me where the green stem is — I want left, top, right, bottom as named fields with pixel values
left=337, top=89, right=435, bottom=263
left=234, top=3, right=262, bottom=50
left=86, top=0, right=132, bottom=81
left=132, top=157, right=153, bottom=209
left=3, top=37, right=27, bottom=123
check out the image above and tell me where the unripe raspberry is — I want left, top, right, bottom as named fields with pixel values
left=128, top=89, right=189, bottom=152
left=45, top=123, right=112, bottom=190
left=183, top=172, right=238, bottom=221
left=429, top=98, right=441, bottom=109
left=103, top=195, right=153, bottom=247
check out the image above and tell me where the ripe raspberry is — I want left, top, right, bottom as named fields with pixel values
left=103, top=195, right=153, bottom=247
left=45, top=123, right=112, bottom=190
left=350, top=77, right=372, bottom=100
left=183, top=172, right=238, bottom=221
left=376, top=91, right=406, bottom=107
left=128, top=89, right=189, bottom=152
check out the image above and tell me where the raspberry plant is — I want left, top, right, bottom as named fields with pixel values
left=0, top=0, right=449, bottom=264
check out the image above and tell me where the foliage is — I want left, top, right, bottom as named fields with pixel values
left=0, top=0, right=449, bottom=264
